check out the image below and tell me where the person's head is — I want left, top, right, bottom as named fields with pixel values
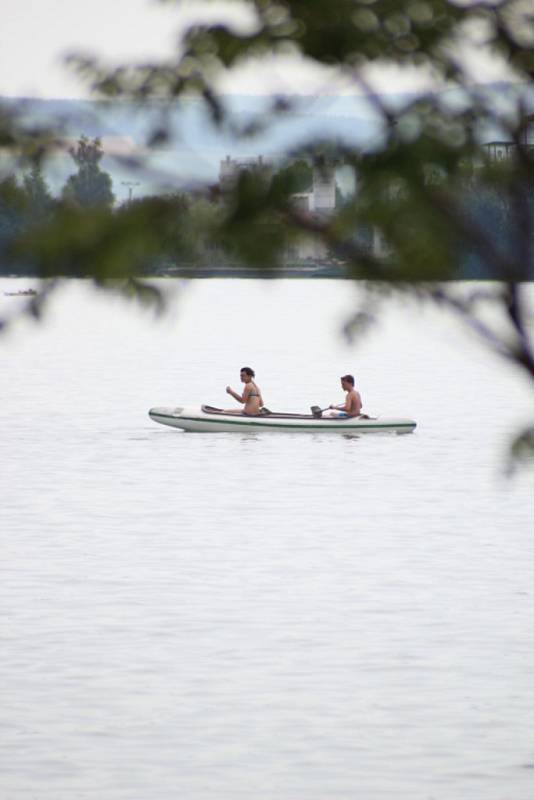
left=341, top=374, right=355, bottom=390
left=240, top=366, right=255, bottom=383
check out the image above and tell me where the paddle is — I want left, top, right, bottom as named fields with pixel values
left=310, top=405, right=373, bottom=420
left=310, top=405, right=330, bottom=418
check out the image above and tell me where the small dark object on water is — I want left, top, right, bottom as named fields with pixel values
left=4, top=289, right=37, bottom=297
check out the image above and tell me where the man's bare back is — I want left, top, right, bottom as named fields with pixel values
left=343, top=387, right=362, bottom=416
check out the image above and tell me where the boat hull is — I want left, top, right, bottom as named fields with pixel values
left=149, top=406, right=417, bottom=434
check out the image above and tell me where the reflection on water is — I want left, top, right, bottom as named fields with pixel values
left=1, top=279, right=533, bottom=800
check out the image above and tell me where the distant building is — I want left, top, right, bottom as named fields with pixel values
left=218, top=155, right=338, bottom=263
left=313, top=165, right=336, bottom=212
left=291, top=194, right=312, bottom=213
left=484, top=114, right=534, bottom=161
left=288, top=165, right=336, bottom=261
left=484, top=141, right=521, bottom=161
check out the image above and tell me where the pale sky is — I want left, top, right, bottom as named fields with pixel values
left=0, top=0, right=517, bottom=100
left=1, top=0, right=183, bottom=98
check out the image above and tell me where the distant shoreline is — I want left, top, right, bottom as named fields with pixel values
left=3, top=267, right=532, bottom=281
left=0, top=262, right=349, bottom=280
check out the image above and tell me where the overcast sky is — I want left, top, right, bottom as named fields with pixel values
left=1, top=0, right=180, bottom=98
left=0, top=0, right=516, bottom=100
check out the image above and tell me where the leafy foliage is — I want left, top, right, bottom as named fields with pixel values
left=0, top=176, right=28, bottom=272
left=62, top=136, right=114, bottom=208
left=23, top=163, right=53, bottom=218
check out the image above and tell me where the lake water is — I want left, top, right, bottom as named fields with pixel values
left=1, top=278, right=533, bottom=800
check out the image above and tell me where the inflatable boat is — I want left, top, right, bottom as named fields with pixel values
left=149, top=405, right=417, bottom=434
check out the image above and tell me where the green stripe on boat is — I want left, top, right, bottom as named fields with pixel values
left=151, top=411, right=415, bottom=430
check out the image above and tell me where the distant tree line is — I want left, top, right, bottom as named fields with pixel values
left=0, top=135, right=531, bottom=278
left=0, top=137, right=111, bottom=275
left=0, top=135, right=220, bottom=276
left=0, top=146, right=321, bottom=275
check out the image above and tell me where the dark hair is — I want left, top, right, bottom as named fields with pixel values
left=241, top=366, right=255, bottom=377
left=341, top=374, right=354, bottom=386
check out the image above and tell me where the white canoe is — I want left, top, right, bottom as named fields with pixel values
left=149, top=405, right=417, bottom=434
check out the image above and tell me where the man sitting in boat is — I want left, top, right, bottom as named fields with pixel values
left=323, top=374, right=362, bottom=418
left=225, top=367, right=264, bottom=415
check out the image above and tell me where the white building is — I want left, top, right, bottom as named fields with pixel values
left=484, top=141, right=519, bottom=161
left=218, top=156, right=337, bottom=262
left=313, top=165, right=336, bottom=212
left=289, top=165, right=336, bottom=260
left=484, top=117, right=534, bottom=161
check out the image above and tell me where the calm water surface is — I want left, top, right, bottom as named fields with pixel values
left=1, top=279, right=533, bottom=800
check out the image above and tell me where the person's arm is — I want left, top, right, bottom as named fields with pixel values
left=330, top=396, right=347, bottom=410
left=226, top=384, right=250, bottom=404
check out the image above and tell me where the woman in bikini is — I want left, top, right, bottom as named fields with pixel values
left=226, top=367, right=264, bottom=415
